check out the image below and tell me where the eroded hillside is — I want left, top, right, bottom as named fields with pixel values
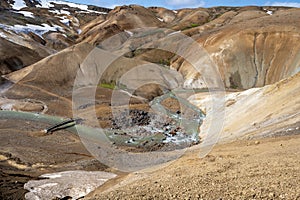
left=0, top=0, right=110, bottom=76
left=0, top=2, right=299, bottom=200
left=1, top=3, right=299, bottom=90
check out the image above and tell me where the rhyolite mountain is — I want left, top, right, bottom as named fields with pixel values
left=0, top=2, right=300, bottom=199
left=1, top=2, right=300, bottom=112
left=1, top=3, right=299, bottom=91
left=79, top=5, right=300, bottom=89
left=0, top=0, right=110, bottom=75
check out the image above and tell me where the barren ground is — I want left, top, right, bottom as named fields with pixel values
left=0, top=85, right=299, bottom=200
left=86, top=133, right=300, bottom=199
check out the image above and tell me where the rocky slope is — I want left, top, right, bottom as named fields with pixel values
left=0, top=0, right=111, bottom=76
left=87, top=134, right=300, bottom=199
left=85, top=65, right=300, bottom=200
left=0, top=3, right=299, bottom=200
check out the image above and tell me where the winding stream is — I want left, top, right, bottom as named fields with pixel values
left=0, top=90, right=205, bottom=171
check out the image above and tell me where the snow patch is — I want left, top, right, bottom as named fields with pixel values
left=266, top=10, right=273, bottom=15
left=0, top=31, right=7, bottom=38
left=4, top=23, right=65, bottom=36
left=75, top=10, right=108, bottom=14
left=157, top=17, right=164, bottom=22
left=59, top=9, right=71, bottom=15
left=15, top=11, right=35, bottom=18
left=37, top=0, right=55, bottom=8
left=167, top=30, right=181, bottom=36
left=49, top=9, right=70, bottom=15
left=25, top=170, right=116, bottom=200
left=124, top=30, right=133, bottom=36
left=88, top=10, right=108, bottom=14
left=11, top=0, right=26, bottom=10
left=60, top=18, right=70, bottom=26
left=0, top=103, right=14, bottom=111
left=40, top=174, right=62, bottom=179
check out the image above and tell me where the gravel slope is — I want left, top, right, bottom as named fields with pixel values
left=86, top=134, right=300, bottom=199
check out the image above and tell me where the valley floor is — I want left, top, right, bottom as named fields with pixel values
left=87, top=133, right=300, bottom=199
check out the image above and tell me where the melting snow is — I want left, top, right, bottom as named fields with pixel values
left=76, top=10, right=108, bottom=14
left=157, top=17, right=164, bottom=22
left=41, top=174, right=62, bottom=179
left=15, top=11, right=35, bottom=18
left=49, top=9, right=70, bottom=15
left=60, top=17, right=70, bottom=26
left=90, top=10, right=108, bottom=14
left=125, top=30, right=133, bottom=36
left=24, top=170, right=116, bottom=200
left=0, top=23, right=64, bottom=36
left=37, top=0, right=55, bottom=8
left=11, top=0, right=26, bottom=10
left=267, top=10, right=273, bottom=15
left=60, top=19, right=70, bottom=25
left=0, top=31, right=7, bottom=38
left=44, top=0, right=108, bottom=14
left=59, top=9, right=70, bottom=15
left=11, top=0, right=107, bottom=15
left=167, top=30, right=181, bottom=36
left=0, top=103, right=14, bottom=111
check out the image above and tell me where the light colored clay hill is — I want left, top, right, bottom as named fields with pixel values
left=3, top=42, right=93, bottom=116
left=3, top=43, right=181, bottom=116
left=0, top=3, right=300, bottom=200
left=3, top=6, right=300, bottom=118
left=78, top=6, right=299, bottom=89
left=78, top=5, right=164, bottom=45
left=2, top=4, right=299, bottom=90
left=85, top=71, right=300, bottom=200
left=177, top=8, right=300, bottom=89
left=190, top=72, right=300, bottom=144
